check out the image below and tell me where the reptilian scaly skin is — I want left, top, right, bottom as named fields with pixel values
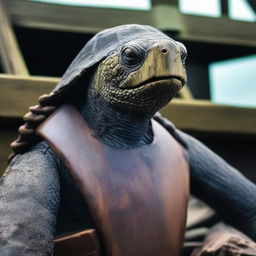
left=92, top=48, right=184, bottom=114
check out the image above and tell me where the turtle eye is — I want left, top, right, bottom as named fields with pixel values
left=121, top=46, right=143, bottom=67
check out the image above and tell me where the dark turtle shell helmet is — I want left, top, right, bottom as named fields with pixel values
left=10, top=24, right=175, bottom=157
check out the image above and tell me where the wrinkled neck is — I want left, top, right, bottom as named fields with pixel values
left=81, top=89, right=153, bottom=149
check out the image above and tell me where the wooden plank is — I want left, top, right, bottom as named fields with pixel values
left=0, top=74, right=256, bottom=135
left=176, top=15, right=256, bottom=47
left=0, top=0, right=29, bottom=75
left=0, top=74, right=58, bottom=117
left=4, top=0, right=256, bottom=47
left=4, top=1, right=182, bottom=33
left=4, top=0, right=159, bottom=33
left=161, top=99, right=256, bottom=135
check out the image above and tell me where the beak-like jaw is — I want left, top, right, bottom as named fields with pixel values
left=119, top=40, right=187, bottom=89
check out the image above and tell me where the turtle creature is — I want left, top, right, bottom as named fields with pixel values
left=1, top=24, right=256, bottom=256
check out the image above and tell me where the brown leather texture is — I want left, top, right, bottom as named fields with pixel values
left=37, top=104, right=190, bottom=256
left=54, top=229, right=101, bottom=256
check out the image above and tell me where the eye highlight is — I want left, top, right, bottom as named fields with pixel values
left=121, top=46, right=144, bottom=67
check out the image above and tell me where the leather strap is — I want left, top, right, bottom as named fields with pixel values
left=37, top=104, right=189, bottom=256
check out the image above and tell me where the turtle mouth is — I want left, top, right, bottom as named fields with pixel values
left=124, top=76, right=186, bottom=89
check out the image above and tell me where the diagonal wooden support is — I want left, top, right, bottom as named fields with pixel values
left=0, top=0, right=29, bottom=75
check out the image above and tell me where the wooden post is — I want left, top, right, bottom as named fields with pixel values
left=0, top=0, right=29, bottom=75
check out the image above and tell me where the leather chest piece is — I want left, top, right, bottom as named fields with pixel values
left=38, top=104, right=190, bottom=256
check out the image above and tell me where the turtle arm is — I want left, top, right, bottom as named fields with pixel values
left=177, top=130, right=256, bottom=239
left=0, top=144, right=60, bottom=255
left=154, top=114, right=256, bottom=240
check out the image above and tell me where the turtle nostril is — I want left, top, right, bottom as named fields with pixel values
left=161, top=48, right=168, bottom=54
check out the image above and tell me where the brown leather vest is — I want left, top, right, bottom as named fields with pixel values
left=37, top=104, right=190, bottom=256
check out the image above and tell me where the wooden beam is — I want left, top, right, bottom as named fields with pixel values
left=176, top=15, right=256, bottom=47
left=0, top=74, right=256, bottom=135
left=0, top=0, right=29, bottom=75
left=161, top=99, right=256, bottom=135
left=6, top=2, right=183, bottom=34
left=4, top=0, right=256, bottom=47
left=0, top=74, right=58, bottom=117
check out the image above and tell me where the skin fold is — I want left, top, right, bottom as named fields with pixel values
left=1, top=27, right=256, bottom=255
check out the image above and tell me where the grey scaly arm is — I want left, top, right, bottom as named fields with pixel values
left=177, top=130, right=256, bottom=240
left=0, top=145, right=60, bottom=255
left=154, top=114, right=256, bottom=240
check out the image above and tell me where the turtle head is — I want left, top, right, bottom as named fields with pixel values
left=89, top=37, right=187, bottom=116
left=10, top=26, right=188, bottom=154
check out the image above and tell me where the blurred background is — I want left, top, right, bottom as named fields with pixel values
left=0, top=0, right=255, bottom=183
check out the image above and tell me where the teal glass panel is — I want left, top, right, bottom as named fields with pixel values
left=31, top=0, right=151, bottom=10
left=228, top=0, right=256, bottom=22
left=209, top=55, right=256, bottom=108
left=179, top=0, right=221, bottom=17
